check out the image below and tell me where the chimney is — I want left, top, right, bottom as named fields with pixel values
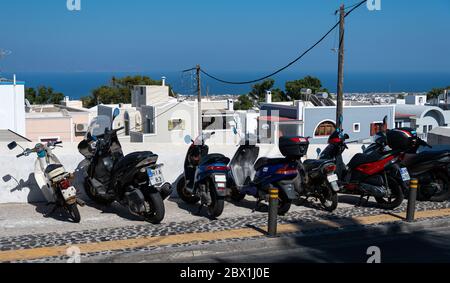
left=265, top=91, right=272, bottom=104
left=162, top=76, right=166, bottom=86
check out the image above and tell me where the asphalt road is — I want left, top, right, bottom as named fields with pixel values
left=110, top=222, right=450, bottom=263
left=184, top=226, right=450, bottom=263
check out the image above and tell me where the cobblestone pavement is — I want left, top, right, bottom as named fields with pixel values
left=1, top=199, right=450, bottom=263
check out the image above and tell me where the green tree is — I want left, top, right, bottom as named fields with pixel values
left=81, top=75, right=177, bottom=108
left=234, top=95, right=254, bottom=110
left=285, top=76, right=328, bottom=100
left=427, top=86, right=450, bottom=100
left=25, top=86, right=64, bottom=105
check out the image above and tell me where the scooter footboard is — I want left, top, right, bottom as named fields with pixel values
left=275, top=180, right=298, bottom=200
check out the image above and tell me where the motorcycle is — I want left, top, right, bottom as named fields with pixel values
left=177, top=132, right=229, bottom=219
left=364, top=127, right=450, bottom=202
left=228, top=134, right=300, bottom=215
left=293, top=137, right=340, bottom=212
left=7, top=140, right=82, bottom=223
left=78, top=109, right=172, bottom=224
left=318, top=128, right=408, bottom=210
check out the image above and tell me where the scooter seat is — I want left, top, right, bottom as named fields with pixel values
left=45, top=164, right=66, bottom=180
left=303, top=159, right=333, bottom=171
left=412, top=150, right=450, bottom=164
left=200, top=154, right=230, bottom=166
left=254, top=158, right=287, bottom=171
left=45, top=164, right=64, bottom=174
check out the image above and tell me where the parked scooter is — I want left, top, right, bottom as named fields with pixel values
left=177, top=132, right=229, bottom=219
left=364, top=125, right=450, bottom=202
left=293, top=137, right=340, bottom=212
left=228, top=134, right=300, bottom=215
left=317, top=126, right=409, bottom=210
left=78, top=109, right=172, bottom=224
left=8, top=140, right=82, bottom=223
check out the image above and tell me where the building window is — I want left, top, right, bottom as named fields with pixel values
left=168, top=119, right=185, bottom=131
left=353, top=123, right=361, bottom=133
left=140, top=87, right=145, bottom=96
left=395, top=122, right=403, bottom=129
left=314, top=121, right=336, bottom=137
left=370, top=122, right=385, bottom=136
left=428, top=125, right=433, bottom=132
left=202, top=116, right=232, bottom=131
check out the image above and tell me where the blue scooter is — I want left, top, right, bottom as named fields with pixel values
left=228, top=132, right=300, bottom=215
left=177, top=132, right=230, bottom=219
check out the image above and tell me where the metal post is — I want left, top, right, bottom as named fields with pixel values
left=196, top=64, right=203, bottom=137
left=406, top=179, right=419, bottom=222
left=268, top=188, right=279, bottom=237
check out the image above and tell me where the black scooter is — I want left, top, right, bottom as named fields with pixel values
left=365, top=127, right=450, bottom=202
left=78, top=109, right=172, bottom=224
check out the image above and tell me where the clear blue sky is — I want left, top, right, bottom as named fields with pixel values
left=1, top=0, right=449, bottom=73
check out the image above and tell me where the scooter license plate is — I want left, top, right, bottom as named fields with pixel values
left=400, top=168, right=411, bottom=182
left=214, top=175, right=227, bottom=183
left=61, top=186, right=77, bottom=201
left=147, top=168, right=164, bottom=185
left=327, top=174, right=339, bottom=183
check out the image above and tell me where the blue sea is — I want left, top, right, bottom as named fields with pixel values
left=2, top=71, right=449, bottom=99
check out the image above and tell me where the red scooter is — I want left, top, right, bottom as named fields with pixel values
left=317, top=129, right=409, bottom=210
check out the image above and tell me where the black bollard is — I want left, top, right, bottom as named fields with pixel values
left=406, top=179, right=419, bottom=222
left=268, top=188, right=279, bottom=237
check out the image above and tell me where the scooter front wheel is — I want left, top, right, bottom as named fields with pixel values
left=67, top=203, right=81, bottom=223
left=177, top=177, right=200, bottom=204
left=375, top=176, right=404, bottom=210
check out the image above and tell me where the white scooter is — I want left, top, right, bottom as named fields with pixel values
left=8, top=141, right=83, bottom=223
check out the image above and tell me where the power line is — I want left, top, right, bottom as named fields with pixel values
left=195, top=0, right=367, bottom=85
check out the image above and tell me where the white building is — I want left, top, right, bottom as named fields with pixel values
left=0, top=76, right=26, bottom=136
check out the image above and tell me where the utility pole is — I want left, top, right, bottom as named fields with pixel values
left=336, top=4, right=345, bottom=130
left=196, top=64, right=202, bottom=137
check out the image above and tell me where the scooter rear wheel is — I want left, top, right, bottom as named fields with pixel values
left=278, top=190, right=292, bottom=216
left=207, top=181, right=224, bottom=219
left=143, top=191, right=165, bottom=224
left=67, top=203, right=81, bottom=223
left=176, top=177, right=200, bottom=204
left=320, top=186, right=338, bottom=212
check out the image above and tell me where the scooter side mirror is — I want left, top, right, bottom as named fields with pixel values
left=316, top=148, right=322, bottom=157
left=184, top=135, right=192, bottom=145
left=7, top=142, right=17, bottom=150
left=112, top=108, right=120, bottom=121
left=344, top=134, right=350, bottom=140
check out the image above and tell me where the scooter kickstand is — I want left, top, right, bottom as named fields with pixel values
left=195, top=204, right=204, bottom=216
left=252, top=200, right=262, bottom=213
left=357, top=194, right=365, bottom=207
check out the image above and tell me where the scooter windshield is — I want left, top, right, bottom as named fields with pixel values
left=86, top=116, right=111, bottom=138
